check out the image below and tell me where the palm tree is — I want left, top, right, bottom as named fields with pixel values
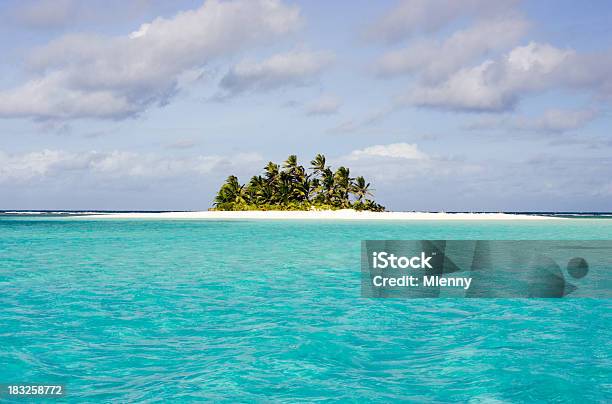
left=214, top=175, right=244, bottom=207
left=212, top=154, right=384, bottom=211
left=310, top=177, right=320, bottom=200
left=321, top=168, right=335, bottom=204
left=261, top=162, right=279, bottom=204
left=283, top=155, right=298, bottom=174
left=277, top=171, right=292, bottom=205
left=310, top=154, right=326, bottom=176
left=264, top=162, right=279, bottom=183
left=351, top=176, right=372, bottom=202
left=333, top=166, right=352, bottom=207
left=246, top=175, right=267, bottom=204
left=293, top=176, right=311, bottom=202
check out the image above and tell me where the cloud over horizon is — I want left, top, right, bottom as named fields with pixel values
left=0, top=149, right=263, bottom=183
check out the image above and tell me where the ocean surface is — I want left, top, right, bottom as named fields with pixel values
left=1, top=216, right=611, bottom=402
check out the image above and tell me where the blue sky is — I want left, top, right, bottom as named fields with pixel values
left=1, top=0, right=611, bottom=211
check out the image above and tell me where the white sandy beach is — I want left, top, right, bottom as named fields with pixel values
left=81, top=210, right=560, bottom=220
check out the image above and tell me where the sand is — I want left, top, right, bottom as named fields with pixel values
left=80, top=210, right=560, bottom=220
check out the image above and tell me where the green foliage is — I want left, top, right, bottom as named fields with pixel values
left=212, top=154, right=386, bottom=211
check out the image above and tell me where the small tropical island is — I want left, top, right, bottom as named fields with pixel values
left=212, top=154, right=386, bottom=211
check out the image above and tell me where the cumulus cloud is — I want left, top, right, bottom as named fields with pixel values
left=305, top=95, right=341, bottom=115
left=405, top=42, right=580, bottom=111
left=346, top=143, right=429, bottom=160
left=369, top=1, right=612, bottom=114
left=466, top=108, right=599, bottom=133
left=0, top=149, right=262, bottom=183
left=332, top=144, right=612, bottom=211
left=376, top=17, right=528, bottom=82
left=218, top=50, right=335, bottom=97
left=333, top=144, right=481, bottom=199
left=365, top=0, right=519, bottom=43
left=0, top=0, right=301, bottom=120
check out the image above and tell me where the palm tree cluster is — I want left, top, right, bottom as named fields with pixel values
left=213, top=154, right=385, bottom=211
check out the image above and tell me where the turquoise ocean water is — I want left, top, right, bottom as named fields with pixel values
left=1, top=217, right=611, bottom=402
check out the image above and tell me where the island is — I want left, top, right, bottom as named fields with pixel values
left=212, top=154, right=386, bottom=211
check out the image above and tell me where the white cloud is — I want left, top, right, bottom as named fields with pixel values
left=0, top=72, right=142, bottom=120
left=365, top=0, right=519, bottom=43
left=369, top=0, right=612, bottom=114
left=347, top=143, right=429, bottom=160
left=466, top=108, right=599, bottom=133
left=0, top=149, right=263, bottom=183
left=0, top=150, right=67, bottom=181
left=526, top=109, right=599, bottom=132
left=406, top=42, right=578, bottom=111
left=333, top=145, right=612, bottom=211
left=376, top=17, right=528, bottom=82
left=218, top=50, right=335, bottom=97
left=333, top=144, right=481, bottom=197
left=0, top=0, right=301, bottom=120
left=128, top=22, right=151, bottom=39
left=305, top=95, right=341, bottom=115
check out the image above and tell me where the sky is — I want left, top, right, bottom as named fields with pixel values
left=0, top=0, right=611, bottom=211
